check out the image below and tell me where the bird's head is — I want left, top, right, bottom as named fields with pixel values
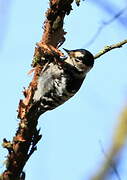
left=63, top=48, right=94, bottom=73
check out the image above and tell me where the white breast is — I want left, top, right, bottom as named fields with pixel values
left=33, top=63, right=66, bottom=101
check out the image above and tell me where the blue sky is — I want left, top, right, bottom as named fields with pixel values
left=0, top=0, right=127, bottom=180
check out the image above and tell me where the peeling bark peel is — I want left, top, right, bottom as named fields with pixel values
left=2, top=1, right=75, bottom=179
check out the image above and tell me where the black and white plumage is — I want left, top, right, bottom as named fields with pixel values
left=33, top=49, right=94, bottom=115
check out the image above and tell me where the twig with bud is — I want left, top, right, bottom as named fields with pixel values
left=94, top=39, right=127, bottom=59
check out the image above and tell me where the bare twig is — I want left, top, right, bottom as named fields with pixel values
left=98, top=140, right=121, bottom=180
left=94, top=39, right=127, bottom=59
left=91, top=107, right=127, bottom=180
left=91, top=0, right=127, bottom=27
left=85, top=6, right=127, bottom=47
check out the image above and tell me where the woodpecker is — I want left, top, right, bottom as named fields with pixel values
left=32, top=49, right=94, bottom=116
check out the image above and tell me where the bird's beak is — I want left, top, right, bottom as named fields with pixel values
left=63, top=48, right=70, bottom=54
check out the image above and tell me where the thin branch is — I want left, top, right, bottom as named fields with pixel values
left=94, top=39, right=127, bottom=59
left=91, top=106, right=127, bottom=180
left=98, top=140, right=121, bottom=180
left=91, top=0, right=127, bottom=27
left=84, top=6, right=127, bottom=47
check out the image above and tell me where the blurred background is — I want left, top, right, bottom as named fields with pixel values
left=0, top=0, right=127, bottom=179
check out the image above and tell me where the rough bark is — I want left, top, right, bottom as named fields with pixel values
left=2, top=1, right=74, bottom=179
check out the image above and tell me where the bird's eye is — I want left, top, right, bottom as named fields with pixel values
left=77, top=57, right=84, bottom=60
left=75, top=58, right=81, bottom=62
